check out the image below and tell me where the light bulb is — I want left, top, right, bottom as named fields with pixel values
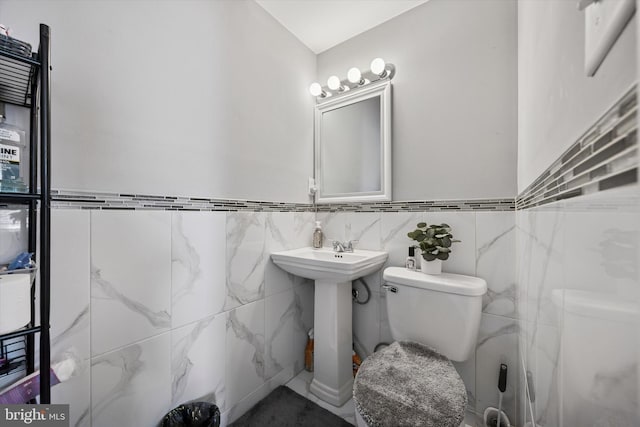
left=309, top=82, right=323, bottom=97
left=347, top=67, right=362, bottom=84
left=327, top=75, right=341, bottom=91
left=370, top=57, right=386, bottom=76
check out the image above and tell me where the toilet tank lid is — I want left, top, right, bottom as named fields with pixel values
left=383, top=267, right=487, bottom=296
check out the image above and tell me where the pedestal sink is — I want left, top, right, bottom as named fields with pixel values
left=271, top=247, right=387, bottom=406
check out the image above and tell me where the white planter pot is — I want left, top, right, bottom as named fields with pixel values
left=421, top=258, right=442, bottom=275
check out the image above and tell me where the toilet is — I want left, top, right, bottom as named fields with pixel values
left=353, top=266, right=486, bottom=427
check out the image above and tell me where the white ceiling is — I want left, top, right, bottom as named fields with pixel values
left=255, top=0, right=430, bottom=54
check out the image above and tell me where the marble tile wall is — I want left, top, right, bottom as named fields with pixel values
left=14, top=201, right=618, bottom=427
left=43, top=209, right=315, bottom=426
left=517, top=186, right=640, bottom=427
left=317, top=209, right=521, bottom=425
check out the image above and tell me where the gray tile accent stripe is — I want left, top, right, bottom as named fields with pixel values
left=517, top=85, right=638, bottom=210
left=50, top=191, right=313, bottom=212
left=49, top=190, right=514, bottom=212
left=313, top=199, right=514, bottom=212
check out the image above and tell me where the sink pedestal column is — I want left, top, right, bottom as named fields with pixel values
left=310, top=279, right=353, bottom=406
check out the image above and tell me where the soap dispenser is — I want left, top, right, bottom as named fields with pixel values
left=312, top=221, right=324, bottom=249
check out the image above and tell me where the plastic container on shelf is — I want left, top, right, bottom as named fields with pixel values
left=0, top=207, right=28, bottom=266
left=0, top=102, right=28, bottom=193
left=0, top=265, right=36, bottom=335
left=0, top=32, right=32, bottom=58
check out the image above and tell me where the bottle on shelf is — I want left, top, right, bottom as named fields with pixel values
left=312, top=221, right=324, bottom=249
left=405, top=246, right=417, bottom=270
left=0, top=103, right=27, bottom=193
left=304, top=328, right=314, bottom=372
left=352, top=350, right=362, bottom=377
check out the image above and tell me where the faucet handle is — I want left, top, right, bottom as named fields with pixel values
left=346, top=240, right=359, bottom=251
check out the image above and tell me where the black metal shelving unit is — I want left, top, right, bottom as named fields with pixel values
left=0, top=24, right=51, bottom=403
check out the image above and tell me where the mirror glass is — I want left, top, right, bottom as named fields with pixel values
left=315, top=80, right=391, bottom=203
left=321, top=97, right=381, bottom=194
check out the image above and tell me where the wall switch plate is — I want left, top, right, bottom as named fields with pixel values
left=583, top=0, right=635, bottom=76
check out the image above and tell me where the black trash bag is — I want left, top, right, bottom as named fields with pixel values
left=161, top=402, right=220, bottom=427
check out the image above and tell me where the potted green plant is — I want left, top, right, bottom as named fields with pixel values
left=407, top=222, right=460, bottom=274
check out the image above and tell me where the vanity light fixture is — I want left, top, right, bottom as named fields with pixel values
left=370, top=57, right=392, bottom=78
left=309, top=57, right=395, bottom=99
left=309, top=82, right=328, bottom=98
left=347, top=67, right=367, bottom=85
left=327, top=75, right=348, bottom=92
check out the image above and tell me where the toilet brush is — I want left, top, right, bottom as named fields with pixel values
left=497, top=364, right=507, bottom=427
left=483, top=364, right=510, bottom=427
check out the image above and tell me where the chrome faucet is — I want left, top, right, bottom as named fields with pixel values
left=332, top=239, right=358, bottom=253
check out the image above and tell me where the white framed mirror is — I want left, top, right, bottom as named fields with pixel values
left=314, top=80, right=391, bottom=203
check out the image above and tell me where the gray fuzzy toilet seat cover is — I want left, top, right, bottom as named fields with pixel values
left=353, top=341, right=467, bottom=427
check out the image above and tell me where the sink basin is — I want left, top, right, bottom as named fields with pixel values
left=271, top=246, right=388, bottom=407
left=271, top=247, right=388, bottom=281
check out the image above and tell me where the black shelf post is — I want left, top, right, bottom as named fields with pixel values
left=25, top=57, right=38, bottom=386
left=25, top=23, right=41, bottom=385
left=38, top=23, right=51, bottom=404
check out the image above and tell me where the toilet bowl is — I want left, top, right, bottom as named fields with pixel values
left=353, top=267, right=486, bottom=427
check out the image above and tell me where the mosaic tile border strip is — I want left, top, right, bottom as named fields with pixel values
left=50, top=190, right=314, bottom=212
left=313, top=198, right=514, bottom=212
left=517, top=85, right=638, bottom=210
left=49, top=190, right=514, bottom=212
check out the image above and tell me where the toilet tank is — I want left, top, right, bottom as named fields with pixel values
left=383, top=267, right=486, bottom=362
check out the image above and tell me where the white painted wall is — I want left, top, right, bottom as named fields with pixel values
left=317, top=0, right=518, bottom=201
left=518, top=0, right=637, bottom=192
left=0, top=0, right=315, bottom=202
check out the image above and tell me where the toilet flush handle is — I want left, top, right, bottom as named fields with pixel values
left=382, top=284, right=398, bottom=293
